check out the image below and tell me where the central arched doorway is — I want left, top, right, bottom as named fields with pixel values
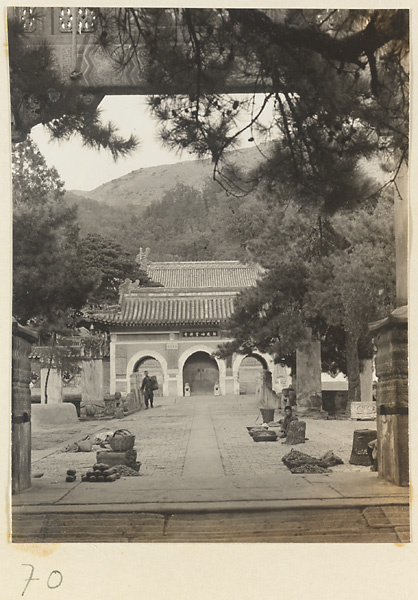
left=132, top=356, right=163, bottom=397
left=238, top=354, right=267, bottom=395
left=183, top=351, right=219, bottom=395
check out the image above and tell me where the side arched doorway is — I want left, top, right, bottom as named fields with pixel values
left=183, top=351, right=219, bottom=396
left=132, top=356, right=164, bottom=397
left=238, top=355, right=267, bottom=395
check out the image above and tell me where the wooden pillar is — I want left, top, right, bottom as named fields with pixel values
left=12, top=320, right=37, bottom=494
left=296, top=331, right=322, bottom=414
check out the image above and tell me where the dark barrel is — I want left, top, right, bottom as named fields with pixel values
left=349, top=429, right=377, bottom=466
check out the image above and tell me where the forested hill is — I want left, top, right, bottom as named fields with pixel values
left=68, top=178, right=262, bottom=261
left=67, top=144, right=268, bottom=210
left=66, top=144, right=273, bottom=261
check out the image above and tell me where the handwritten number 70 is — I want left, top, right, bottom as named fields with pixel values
left=22, top=564, right=63, bottom=596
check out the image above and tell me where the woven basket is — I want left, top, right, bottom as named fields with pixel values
left=260, top=408, right=275, bottom=423
left=253, top=430, right=278, bottom=442
left=109, top=434, right=135, bottom=452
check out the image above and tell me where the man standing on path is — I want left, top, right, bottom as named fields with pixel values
left=141, top=370, right=154, bottom=409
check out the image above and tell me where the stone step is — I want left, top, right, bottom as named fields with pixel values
left=12, top=505, right=409, bottom=543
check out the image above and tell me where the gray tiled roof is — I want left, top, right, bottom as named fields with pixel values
left=92, top=294, right=235, bottom=326
left=147, top=261, right=261, bottom=289
left=92, top=260, right=260, bottom=327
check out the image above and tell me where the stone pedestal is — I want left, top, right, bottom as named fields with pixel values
left=40, top=366, right=62, bottom=404
left=80, top=358, right=105, bottom=416
left=351, top=358, right=376, bottom=420
left=369, top=307, right=408, bottom=486
left=12, top=320, right=37, bottom=494
left=350, top=402, right=377, bottom=420
left=296, top=336, right=322, bottom=414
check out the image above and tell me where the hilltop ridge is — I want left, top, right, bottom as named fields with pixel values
left=67, top=144, right=272, bottom=210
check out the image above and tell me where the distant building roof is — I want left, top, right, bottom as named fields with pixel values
left=91, top=260, right=261, bottom=328
left=92, top=294, right=235, bottom=326
left=147, top=261, right=261, bottom=289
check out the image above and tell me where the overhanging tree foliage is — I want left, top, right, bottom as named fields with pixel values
left=93, top=8, right=408, bottom=208
left=8, top=17, right=137, bottom=157
left=9, top=8, right=408, bottom=199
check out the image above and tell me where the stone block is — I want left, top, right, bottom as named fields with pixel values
left=96, top=449, right=138, bottom=469
left=350, top=402, right=377, bottom=420
left=32, top=403, right=79, bottom=427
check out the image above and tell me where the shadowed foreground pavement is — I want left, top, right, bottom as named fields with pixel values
left=13, top=396, right=410, bottom=543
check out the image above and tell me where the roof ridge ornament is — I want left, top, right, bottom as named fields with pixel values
left=135, top=247, right=151, bottom=270
left=118, top=278, right=141, bottom=302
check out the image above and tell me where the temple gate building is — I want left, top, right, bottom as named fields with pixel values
left=92, top=261, right=291, bottom=398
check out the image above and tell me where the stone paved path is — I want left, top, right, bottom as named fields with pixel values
left=182, top=401, right=224, bottom=477
left=31, top=395, right=371, bottom=479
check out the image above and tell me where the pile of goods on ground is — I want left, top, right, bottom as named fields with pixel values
left=113, top=464, right=141, bottom=477
left=65, top=429, right=142, bottom=482
left=282, top=449, right=343, bottom=474
left=65, top=469, right=77, bottom=482
left=81, top=463, right=121, bottom=483
left=63, top=428, right=136, bottom=453
left=247, top=426, right=278, bottom=442
left=65, top=462, right=141, bottom=483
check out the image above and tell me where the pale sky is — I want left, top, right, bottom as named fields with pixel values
left=31, top=94, right=273, bottom=192
left=30, top=95, right=196, bottom=191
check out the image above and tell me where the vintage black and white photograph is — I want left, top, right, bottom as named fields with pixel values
left=8, top=5, right=410, bottom=547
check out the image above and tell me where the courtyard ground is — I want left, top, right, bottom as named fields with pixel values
left=31, top=395, right=372, bottom=479
left=13, top=395, right=410, bottom=542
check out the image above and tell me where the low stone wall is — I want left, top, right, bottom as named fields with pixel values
left=32, top=404, right=79, bottom=427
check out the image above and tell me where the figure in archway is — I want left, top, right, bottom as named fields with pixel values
left=131, top=356, right=164, bottom=400
left=141, top=370, right=154, bottom=409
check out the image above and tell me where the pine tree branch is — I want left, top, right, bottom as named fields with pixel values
left=228, top=9, right=408, bottom=68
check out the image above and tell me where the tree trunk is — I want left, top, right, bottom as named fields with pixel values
left=345, top=329, right=361, bottom=413
left=43, top=332, right=57, bottom=405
